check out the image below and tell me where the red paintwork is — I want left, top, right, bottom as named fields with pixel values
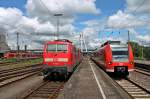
left=43, top=39, right=81, bottom=73
left=94, top=43, right=134, bottom=73
left=128, top=43, right=134, bottom=70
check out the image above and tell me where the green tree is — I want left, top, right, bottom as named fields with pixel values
left=130, top=42, right=141, bottom=58
left=144, top=47, right=150, bottom=60
left=130, top=41, right=150, bottom=60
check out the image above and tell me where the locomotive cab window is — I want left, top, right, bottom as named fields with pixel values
left=112, top=51, right=128, bottom=56
left=112, top=47, right=128, bottom=62
left=47, top=44, right=67, bottom=52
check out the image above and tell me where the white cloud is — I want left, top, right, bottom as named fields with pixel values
left=0, top=7, right=22, bottom=34
left=79, top=18, right=135, bottom=49
left=136, top=34, right=150, bottom=42
left=80, top=19, right=107, bottom=49
left=0, top=0, right=99, bottom=49
left=26, top=0, right=100, bottom=17
left=0, top=7, right=22, bottom=25
left=107, top=10, right=147, bottom=29
left=26, top=0, right=99, bottom=48
left=25, top=0, right=100, bottom=28
left=107, top=0, right=150, bottom=29
left=126, top=0, right=150, bottom=14
left=25, top=0, right=100, bottom=40
left=106, top=0, right=150, bottom=45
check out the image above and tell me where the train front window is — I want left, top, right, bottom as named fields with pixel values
left=112, top=51, right=128, bottom=56
left=112, top=47, right=128, bottom=62
left=57, top=44, right=67, bottom=52
left=47, top=44, right=67, bottom=52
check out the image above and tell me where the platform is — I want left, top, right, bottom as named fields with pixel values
left=135, top=60, right=150, bottom=66
left=58, top=57, right=132, bottom=99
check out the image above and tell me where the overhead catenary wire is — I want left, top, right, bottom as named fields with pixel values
left=107, top=31, right=113, bottom=38
left=111, top=0, right=149, bottom=43
left=126, top=0, right=150, bottom=43
left=39, top=0, right=64, bottom=40
left=131, top=0, right=146, bottom=14
left=39, top=0, right=62, bottom=17
left=127, top=0, right=150, bottom=24
left=39, top=0, right=53, bottom=15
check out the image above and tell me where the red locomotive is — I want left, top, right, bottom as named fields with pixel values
left=92, top=41, right=134, bottom=77
left=42, top=39, right=82, bottom=80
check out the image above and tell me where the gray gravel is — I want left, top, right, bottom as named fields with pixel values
left=135, top=60, right=150, bottom=65
left=0, top=74, right=43, bottom=99
left=130, top=71, right=150, bottom=92
left=58, top=58, right=132, bottom=99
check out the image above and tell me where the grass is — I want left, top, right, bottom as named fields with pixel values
left=0, top=58, right=43, bottom=69
left=0, top=58, right=17, bottom=63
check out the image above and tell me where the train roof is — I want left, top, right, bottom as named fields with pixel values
left=101, top=41, right=121, bottom=47
left=46, top=39, right=72, bottom=44
left=54, top=39, right=72, bottom=43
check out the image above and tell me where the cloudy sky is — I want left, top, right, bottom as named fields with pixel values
left=0, top=0, right=150, bottom=50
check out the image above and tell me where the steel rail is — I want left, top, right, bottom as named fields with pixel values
left=116, top=79, right=150, bottom=99
left=23, top=81, right=64, bottom=99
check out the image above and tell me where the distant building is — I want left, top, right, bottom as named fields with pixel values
left=0, top=33, right=10, bottom=57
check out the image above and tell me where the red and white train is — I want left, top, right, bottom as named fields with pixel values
left=4, top=51, right=42, bottom=59
left=92, top=41, right=134, bottom=77
left=43, top=39, right=82, bottom=80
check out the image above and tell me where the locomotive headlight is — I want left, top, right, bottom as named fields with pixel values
left=108, top=61, right=112, bottom=65
left=130, top=61, right=133, bottom=65
left=58, top=58, right=68, bottom=62
left=45, top=58, right=53, bottom=62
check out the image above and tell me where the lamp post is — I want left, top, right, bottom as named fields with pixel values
left=54, top=14, right=63, bottom=40
left=128, top=30, right=130, bottom=43
left=16, top=32, right=20, bottom=59
left=141, top=41, right=144, bottom=59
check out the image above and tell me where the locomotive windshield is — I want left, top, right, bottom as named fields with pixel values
left=112, top=46, right=128, bottom=62
left=112, top=51, right=128, bottom=56
left=47, top=44, right=67, bottom=52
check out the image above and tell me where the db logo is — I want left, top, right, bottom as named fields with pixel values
left=53, top=63, right=58, bottom=65
left=119, top=63, right=123, bottom=65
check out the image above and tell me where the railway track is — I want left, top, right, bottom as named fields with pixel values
left=0, top=64, right=41, bottom=74
left=91, top=58, right=150, bottom=98
left=135, top=62, right=150, bottom=71
left=23, top=81, right=64, bottom=99
left=135, top=68, right=150, bottom=76
left=0, top=61, right=19, bottom=66
left=0, top=64, right=42, bottom=87
left=116, top=79, right=150, bottom=99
